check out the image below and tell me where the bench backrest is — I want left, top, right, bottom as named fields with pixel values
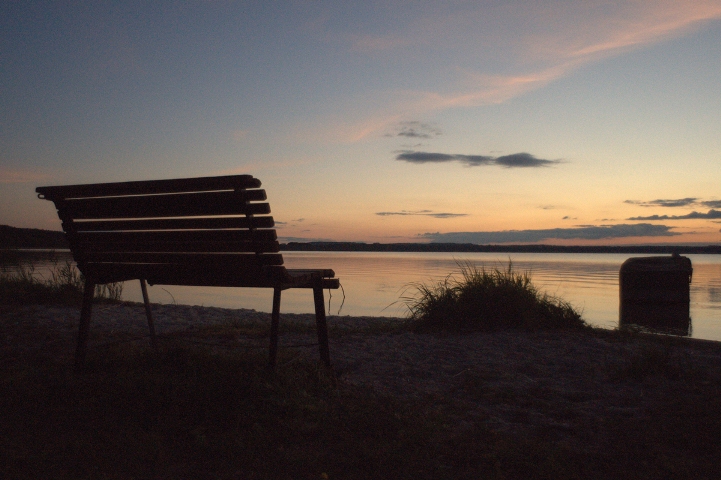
left=36, top=175, right=286, bottom=287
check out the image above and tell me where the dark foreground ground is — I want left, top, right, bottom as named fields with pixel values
left=2, top=303, right=721, bottom=479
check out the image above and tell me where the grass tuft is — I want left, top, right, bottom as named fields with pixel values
left=0, top=261, right=122, bottom=305
left=402, top=260, right=586, bottom=332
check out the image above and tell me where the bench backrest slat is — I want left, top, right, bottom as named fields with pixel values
left=55, top=190, right=269, bottom=220
left=75, top=239, right=280, bottom=255
left=74, top=229, right=277, bottom=244
left=70, top=217, right=275, bottom=232
left=36, top=174, right=261, bottom=200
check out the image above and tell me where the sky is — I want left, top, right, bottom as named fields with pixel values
left=2, top=0, right=721, bottom=245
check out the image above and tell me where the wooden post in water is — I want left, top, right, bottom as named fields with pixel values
left=619, top=254, right=693, bottom=335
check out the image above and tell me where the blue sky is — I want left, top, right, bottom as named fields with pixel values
left=2, top=1, right=721, bottom=244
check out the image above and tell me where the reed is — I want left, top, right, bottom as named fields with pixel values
left=0, top=260, right=122, bottom=305
left=402, top=260, right=586, bottom=332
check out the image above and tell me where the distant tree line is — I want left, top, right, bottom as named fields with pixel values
left=281, top=241, right=721, bottom=254
left=0, top=225, right=68, bottom=249
left=2, top=224, right=719, bottom=254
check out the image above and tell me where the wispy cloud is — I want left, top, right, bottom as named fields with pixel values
left=628, top=209, right=721, bottom=221
left=563, top=1, right=721, bottom=59
left=278, top=236, right=335, bottom=243
left=274, top=218, right=307, bottom=228
left=409, top=64, right=573, bottom=111
left=0, top=168, right=53, bottom=184
left=421, top=224, right=679, bottom=244
left=215, top=157, right=317, bottom=175
left=335, top=1, right=721, bottom=140
left=384, top=121, right=442, bottom=139
left=376, top=209, right=467, bottom=219
left=625, top=198, right=698, bottom=207
left=626, top=198, right=721, bottom=209
left=396, top=151, right=560, bottom=168
left=403, top=0, right=721, bottom=111
left=352, top=2, right=721, bottom=62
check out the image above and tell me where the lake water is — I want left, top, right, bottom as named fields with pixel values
left=3, top=250, right=721, bottom=341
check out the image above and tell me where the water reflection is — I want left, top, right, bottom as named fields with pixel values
left=2, top=250, right=720, bottom=341
left=619, top=305, right=692, bottom=337
left=0, top=249, right=72, bottom=272
left=706, top=287, right=721, bottom=305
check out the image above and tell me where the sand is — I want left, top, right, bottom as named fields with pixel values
left=2, top=301, right=721, bottom=452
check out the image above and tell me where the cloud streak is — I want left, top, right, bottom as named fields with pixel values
left=628, top=209, right=721, bottom=221
left=626, top=198, right=721, bottom=209
left=338, top=1, right=721, bottom=140
left=396, top=151, right=560, bottom=168
left=278, top=236, right=335, bottom=243
left=385, top=121, right=442, bottom=139
left=625, top=198, right=698, bottom=208
left=421, top=224, right=679, bottom=244
left=376, top=210, right=467, bottom=219
left=0, top=168, right=53, bottom=184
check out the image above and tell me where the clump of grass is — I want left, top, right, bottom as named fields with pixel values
left=0, top=261, right=122, bottom=305
left=402, top=260, right=585, bottom=332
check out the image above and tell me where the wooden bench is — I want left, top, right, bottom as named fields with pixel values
left=36, top=175, right=339, bottom=370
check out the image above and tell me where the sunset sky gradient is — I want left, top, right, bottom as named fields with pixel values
left=2, top=1, right=721, bottom=245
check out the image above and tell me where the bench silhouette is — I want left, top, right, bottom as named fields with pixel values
left=36, top=175, right=339, bottom=369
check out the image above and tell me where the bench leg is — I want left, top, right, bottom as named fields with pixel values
left=140, top=279, right=158, bottom=350
left=269, top=287, right=282, bottom=368
left=313, top=285, right=331, bottom=368
left=75, top=279, right=95, bottom=372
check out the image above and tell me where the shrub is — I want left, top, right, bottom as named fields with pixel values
left=402, top=261, right=585, bottom=332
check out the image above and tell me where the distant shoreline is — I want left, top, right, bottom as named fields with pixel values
left=281, top=242, right=721, bottom=254
left=2, top=224, right=720, bottom=254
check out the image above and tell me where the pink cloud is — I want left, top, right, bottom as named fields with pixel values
left=296, top=1, right=721, bottom=142
left=551, top=1, right=721, bottom=59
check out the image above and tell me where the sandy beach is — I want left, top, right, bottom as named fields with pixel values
left=3, top=301, right=721, bottom=455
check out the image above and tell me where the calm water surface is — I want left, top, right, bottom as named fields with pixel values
left=4, top=251, right=721, bottom=341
